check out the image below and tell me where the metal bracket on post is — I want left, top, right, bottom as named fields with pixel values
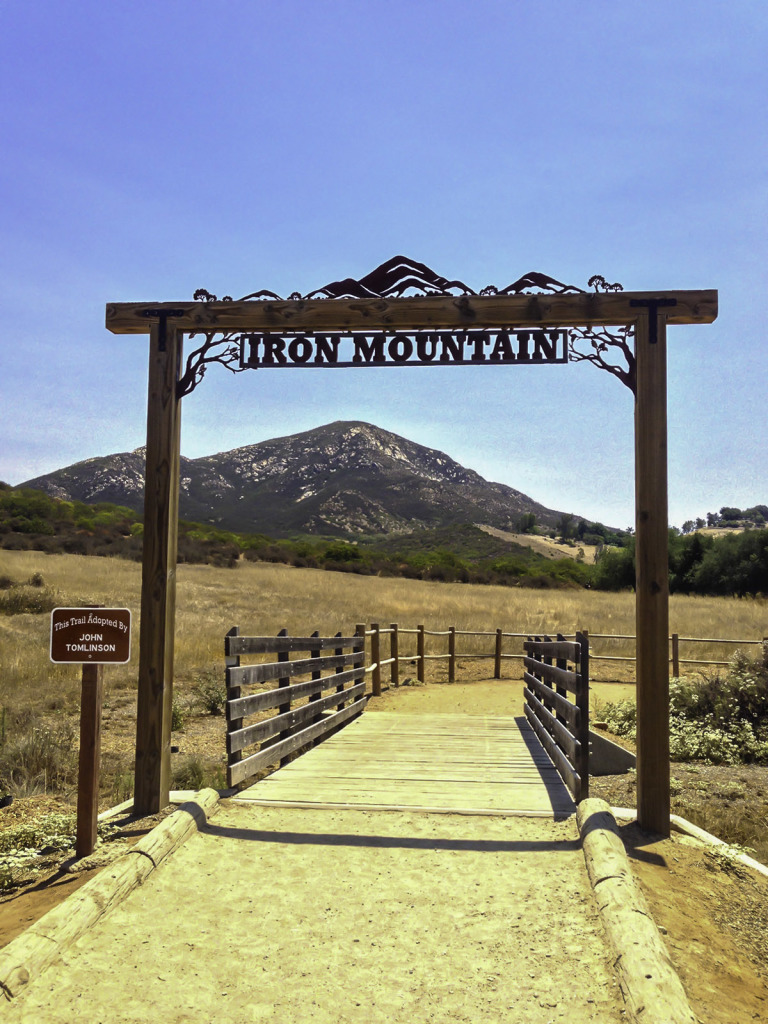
left=139, top=309, right=187, bottom=352
left=629, top=298, right=677, bottom=343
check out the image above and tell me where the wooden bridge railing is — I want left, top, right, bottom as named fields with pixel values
left=523, top=633, right=590, bottom=802
left=224, top=626, right=366, bottom=788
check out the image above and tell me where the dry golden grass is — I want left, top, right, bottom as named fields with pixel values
left=1, top=549, right=765, bottom=721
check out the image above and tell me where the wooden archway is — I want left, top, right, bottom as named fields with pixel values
left=106, top=262, right=717, bottom=835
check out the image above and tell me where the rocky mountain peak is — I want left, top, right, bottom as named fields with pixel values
left=20, top=421, right=565, bottom=538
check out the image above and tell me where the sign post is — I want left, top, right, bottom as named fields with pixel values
left=51, top=607, right=132, bottom=857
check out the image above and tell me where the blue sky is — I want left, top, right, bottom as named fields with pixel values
left=1, top=1, right=765, bottom=529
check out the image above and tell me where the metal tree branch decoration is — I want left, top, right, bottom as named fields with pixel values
left=570, top=276, right=636, bottom=394
left=178, top=257, right=636, bottom=396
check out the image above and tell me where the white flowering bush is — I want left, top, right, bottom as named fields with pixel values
left=0, top=813, right=118, bottom=891
left=596, top=649, right=768, bottom=765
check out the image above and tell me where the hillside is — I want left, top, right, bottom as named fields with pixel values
left=20, top=421, right=569, bottom=538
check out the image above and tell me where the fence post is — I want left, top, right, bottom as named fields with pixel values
left=448, top=626, right=456, bottom=683
left=555, top=633, right=568, bottom=725
left=494, top=629, right=503, bottom=679
left=356, top=623, right=367, bottom=693
left=309, top=630, right=322, bottom=724
left=671, top=633, right=680, bottom=678
left=225, top=626, right=241, bottom=786
left=390, top=623, right=400, bottom=687
left=371, top=622, right=382, bottom=697
left=417, top=625, right=425, bottom=683
left=334, top=632, right=346, bottom=709
left=576, top=630, right=590, bottom=801
left=277, top=628, right=291, bottom=767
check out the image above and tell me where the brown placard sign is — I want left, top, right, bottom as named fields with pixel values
left=50, top=607, right=132, bottom=664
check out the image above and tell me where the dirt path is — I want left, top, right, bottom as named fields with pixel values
left=5, top=679, right=768, bottom=1022
left=4, top=803, right=624, bottom=1024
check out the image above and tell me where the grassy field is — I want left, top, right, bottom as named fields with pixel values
left=1, top=548, right=766, bottom=712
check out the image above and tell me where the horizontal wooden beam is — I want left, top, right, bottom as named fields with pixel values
left=106, top=290, right=717, bottom=335
left=523, top=674, right=579, bottom=726
left=227, top=666, right=364, bottom=720
left=523, top=657, right=581, bottom=694
left=524, top=705, right=580, bottom=799
left=523, top=639, right=582, bottom=662
left=228, top=650, right=361, bottom=687
left=226, top=634, right=361, bottom=656
left=227, top=682, right=365, bottom=754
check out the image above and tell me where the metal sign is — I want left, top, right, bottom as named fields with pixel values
left=50, top=608, right=132, bottom=664
left=239, top=328, right=569, bottom=369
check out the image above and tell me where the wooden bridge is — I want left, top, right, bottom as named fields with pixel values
left=226, top=627, right=590, bottom=818
left=233, top=711, right=576, bottom=817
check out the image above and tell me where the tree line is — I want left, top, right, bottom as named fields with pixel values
left=2, top=484, right=766, bottom=596
left=592, top=526, right=768, bottom=597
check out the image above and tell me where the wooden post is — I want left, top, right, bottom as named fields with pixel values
left=671, top=633, right=680, bottom=679
left=309, top=630, right=322, bottom=722
left=277, top=628, right=291, bottom=766
left=76, top=662, right=104, bottom=858
left=635, top=310, right=671, bottom=836
left=356, top=624, right=366, bottom=693
left=494, top=629, right=503, bottom=679
left=334, top=632, right=346, bottom=708
left=448, top=626, right=456, bottom=683
left=134, top=323, right=183, bottom=815
left=390, top=623, right=399, bottom=688
left=371, top=623, right=381, bottom=697
left=225, top=626, right=241, bottom=784
left=575, top=631, right=590, bottom=801
left=417, top=625, right=426, bottom=683
left=555, top=633, right=568, bottom=724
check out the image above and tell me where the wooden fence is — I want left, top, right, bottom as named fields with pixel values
left=360, top=623, right=766, bottom=685
left=523, top=634, right=590, bottom=802
left=225, top=626, right=366, bottom=788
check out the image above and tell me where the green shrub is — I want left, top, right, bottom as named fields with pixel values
left=0, top=813, right=118, bottom=892
left=171, top=696, right=186, bottom=732
left=0, top=720, right=77, bottom=795
left=0, top=583, right=58, bottom=616
left=191, top=669, right=227, bottom=716
left=171, top=754, right=226, bottom=791
left=596, top=650, right=768, bottom=765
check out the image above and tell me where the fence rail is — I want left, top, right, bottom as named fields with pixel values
left=357, top=623, right=765, bottom=688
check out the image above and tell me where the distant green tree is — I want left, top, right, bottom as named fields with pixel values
left=557, top=513, right=575, bottom=541
left=516, top=512, right=536, bottom=534
left=592, top=543, right=635, bottom=591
